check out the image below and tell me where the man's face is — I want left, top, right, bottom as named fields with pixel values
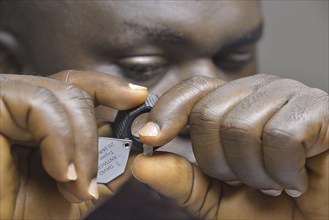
left=14, top=0, right=262, bottom=95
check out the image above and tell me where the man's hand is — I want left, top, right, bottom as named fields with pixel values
left=0, top=70, right=148, bottom=219
left=135, top=74, right=329, bottom=219
left=132, top=151, right=328, bottom=219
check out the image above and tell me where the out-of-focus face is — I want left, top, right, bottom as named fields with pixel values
left=7, top=0, right=262, bottom=95
left=2, top=1, right=262, bottom=158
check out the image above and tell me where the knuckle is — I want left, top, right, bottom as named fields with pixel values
left=63, top=85, right=91, bottom=101
left=221, top=117, right=253, bottom=132
left=276, top=78, right=307, bottom=89
left=80, top=90, right=94, bottom=106
left=263, top=127, right=301, bottom=148
left=32, top=86, right=58, bottom=106
left=255, top=73, right=276, bottom=79
left=221, top=117, right=256, bottom=140
left=251, top=73, right=279, bottom=82
left=240, top=90, right=266, bottom=109
left=190, top=103, right=220, bottom=127
left=63, top=85, right=94, bottom=112
left=185, top=75, right=210, bottom=86
left=1, top=79, right=59, bottom=108
left=310, top=88, right=329, bottom=102
left=64, top=84, right=82, bottom=96
left=184, top=75, right=220, bottom=92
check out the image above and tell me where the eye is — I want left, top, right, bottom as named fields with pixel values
left=213, top=46, right=255, bottom=72
left=116, top=56, right=169, bottom=83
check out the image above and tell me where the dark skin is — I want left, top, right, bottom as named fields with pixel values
left=0, top=1, right=328, bottom=219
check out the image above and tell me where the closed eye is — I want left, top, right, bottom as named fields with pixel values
left=213, top=46, right=256, bottom=72
left=116, top=56, right=170, bottom=83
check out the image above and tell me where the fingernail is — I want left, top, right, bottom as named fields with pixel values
left=67, top=163, right=78, bottom=181
left=139, top=122, right=160, bottom=137
left=285, top=189, right=302, bottom=197
left=260, top=189, right=282, bottom=197
left=129, top=83, right=147, bottom=90
left=88, top=179, right=99, bottom=200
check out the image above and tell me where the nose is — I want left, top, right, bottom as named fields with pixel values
left=151, top=57, right=222, bottom=97
left=179, top=58, right=220, bottom=80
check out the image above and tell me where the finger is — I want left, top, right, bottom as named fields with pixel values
left=220, top=78, right=307, bottom=193
left=131, top=152, right=222, bottom=220
left=50, top=70, right=148, bottom=109
left=58, top=153, right=137, bottom=206
left=0, top=135, right=17, bottom=219
left=139, top=76, right=224, bottom=146
left=4, top=72, right=147, bottom=200
left=6, top=70, right=148, bottom=116
left=101, top=152, right=137, bottom=197
left=263, top=89, right=329, bottom=197
left=190, top=74, right=279, bottom=185
left=296, top=151, right=329, bottom=219
left=0, top=79, right=74, bottom=182
left=51, top=85, right=98, bottom=201
left=0, top=75, right=32, bottom=142
left=6, top=75, right=99, bottom=200
left=97, top=121, right=112, bottom=137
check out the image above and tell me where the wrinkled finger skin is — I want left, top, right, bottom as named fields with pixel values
left=0, top=71, right=147, bottom=219
left=1, top=134, right=135, bottom=219
left=132, top=151, right=328, bottom=220
left=141, top=75, right=225, bottom=145
left=140, top=74, right=328, bottom=213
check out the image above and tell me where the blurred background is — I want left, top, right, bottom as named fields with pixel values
left=259, top=0, right=328, bottom=92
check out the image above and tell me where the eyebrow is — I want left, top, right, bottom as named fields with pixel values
left=221, top=23, right=263, bottom=52
left=123, top=21, right=190, bottom=45
left=123, top=21, right=263, bottom=49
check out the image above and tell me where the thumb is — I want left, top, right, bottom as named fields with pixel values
left=296, top=151, right=329, bottom=219
left=131, top=153, right=221, bottom=219
left=78, top=154, right=138, bottom=219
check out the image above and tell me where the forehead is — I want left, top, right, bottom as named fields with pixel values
left=33, top=1, right=261, bottom=49
left=109, top=1, right=260, bottom=47
left=97, top=1, right=262, bottom=30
